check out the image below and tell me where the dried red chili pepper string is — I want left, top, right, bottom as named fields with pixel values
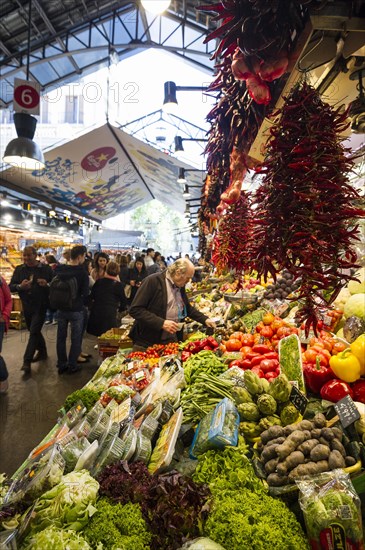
left=247, top=81, right=365, bottom=335
left=211, top=192, right=253, bottom=278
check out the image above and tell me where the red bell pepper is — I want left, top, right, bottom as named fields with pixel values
left=351, top=379, right=365, bottom=404
left=303, top=358, right=336, bottom=394
left=320, top=379, right=353, bottom=402
left=207, top=336, right=219, bottom=348
left=181, top=351, right=192, bottom=362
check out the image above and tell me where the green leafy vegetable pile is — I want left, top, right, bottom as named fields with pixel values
left=192, top=437, right=261, bottom=494
left=83, top=497, right=151, bottom=550
left=205, top=488, right=309, bottom=550
left=24, top=470, right=99, bottom=535
left=22, top=526, right=91, bottom=550
left=64, top=389, right=100, bottom=412
left=97, top=461, right=210, bottom=550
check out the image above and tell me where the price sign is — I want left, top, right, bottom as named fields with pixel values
left=13, top=78, right=40, bottom=115
left=289, top=385, right=309, bottom=415
left=334, top=395, right=360, bottom=428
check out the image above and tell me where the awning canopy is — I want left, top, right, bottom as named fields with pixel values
left=0, top=123, right=204, bottom=220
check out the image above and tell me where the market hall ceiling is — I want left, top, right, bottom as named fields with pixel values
left=0, top=0, right=216, bottom=107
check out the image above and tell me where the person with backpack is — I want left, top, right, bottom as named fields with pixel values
left=50, top=245, right=89, bottom=374
left=9, top=246, right=54, bottom=374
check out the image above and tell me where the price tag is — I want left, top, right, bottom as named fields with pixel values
left=334, top=395, right=360, bottom=428
left=13, top=78, right=40, bottom=115
left=298, top=329, right=315, bottom=344
left=289, top=385, right=309, bottom=414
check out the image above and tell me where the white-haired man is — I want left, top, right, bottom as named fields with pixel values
left=129, top=258, right=216, bottom=350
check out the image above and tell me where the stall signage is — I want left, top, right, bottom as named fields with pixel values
left=289, top=385, right=308, bottom=414
left=334, top=395, right=360, bottom=428
left=13, top=78, right=40, bottom=115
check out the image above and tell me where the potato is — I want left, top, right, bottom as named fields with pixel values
left=328, top=449, right=346, bottom=470
left=310, top=444, right=331, bottom=461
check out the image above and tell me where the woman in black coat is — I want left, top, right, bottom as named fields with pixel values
left=128, top=257, right=147, bottom=302
left=87, top=261, right=125, bottom=336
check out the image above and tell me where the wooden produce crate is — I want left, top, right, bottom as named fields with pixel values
left=97, top=327, right=132, bottom=349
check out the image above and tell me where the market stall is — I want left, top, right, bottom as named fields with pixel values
left=0, top=261, right=365, bottom=549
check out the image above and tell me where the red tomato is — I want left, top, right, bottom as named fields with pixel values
left=240, top=334, right=254, bottom=347
left=251, top=366, right=264, bottom=378
left=270, top=319, right=285, bottom=332
left=255, top=321, right=265, bottom=333
left=230, top=331, right=245, bottom=341
left=276, top=326, right=293, bottom=339
left=332, top=341, right=347, bottom=355
left=261, top=326, right=274, bottom=339
left=226, top=339, right=242, bottom=352
left=265, top=371, right=279, bottom=381
left=240, top=346, right=253, bottom=358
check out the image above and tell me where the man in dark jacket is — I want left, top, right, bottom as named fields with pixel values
left=54, top=245, right=89, bottom=374
left=9, top=246, right=53, bottom=373
left=129, top=259, right=216, bottom=350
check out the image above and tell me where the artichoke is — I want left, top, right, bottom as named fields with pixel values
left=258, top=415, right=282, bottom=432
left=257, top=393, right=277, bottom=416
left=231, top=386, right=253, bottom=405
left=239, top=421, right=261, bottom=439
left=280, top=403, right=300, bottom=426
left=269, top=374, right=292, bottom=403
left=238, top=403, right=260, bottom=422
left=244, top=370, right=262, bottom=395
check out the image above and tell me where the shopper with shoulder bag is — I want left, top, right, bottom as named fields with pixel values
left=0, top=276, right=12, bottom=393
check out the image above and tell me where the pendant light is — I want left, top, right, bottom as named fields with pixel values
left=2, top=0, right=45, bottom=170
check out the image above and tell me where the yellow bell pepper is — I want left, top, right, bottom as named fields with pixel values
left=329, top=348, right=361, bottom=383
left=350, top=334, right=365, bottom=376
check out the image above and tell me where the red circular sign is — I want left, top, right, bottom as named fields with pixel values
left=14, top=84, right=40, bottom=109
left=81, top=147, right=116, bottom=172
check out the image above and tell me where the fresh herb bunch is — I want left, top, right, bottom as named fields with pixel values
left=64, top=389, right=100, bottom=412
left=83, top=497, right=152, bottom=550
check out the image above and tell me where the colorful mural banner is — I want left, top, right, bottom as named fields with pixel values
left=0, top=124, right=203, bottom=220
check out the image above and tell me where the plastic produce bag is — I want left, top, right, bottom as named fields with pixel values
left=190, top=398, right=239, bottom=459
left=297, top=469, right=364, bottom=550
left=178, top=538, right=226, bottom=550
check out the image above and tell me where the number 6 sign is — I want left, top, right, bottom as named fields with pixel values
left=13, top=78, right=40, bottom=115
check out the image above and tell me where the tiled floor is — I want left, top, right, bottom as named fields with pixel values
left=0, top=324, right=99, bottom=476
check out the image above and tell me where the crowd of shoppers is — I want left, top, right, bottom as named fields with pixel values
left=1, top=246, right=207, bottom=389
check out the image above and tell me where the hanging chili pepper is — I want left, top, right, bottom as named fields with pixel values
left=247, top=81, right=365, bottom=335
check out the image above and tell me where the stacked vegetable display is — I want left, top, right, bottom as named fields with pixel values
left=1, top=300, right=365, bottom=550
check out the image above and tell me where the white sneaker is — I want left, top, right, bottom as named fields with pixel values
left=0, top=379, right=9, bottom=394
